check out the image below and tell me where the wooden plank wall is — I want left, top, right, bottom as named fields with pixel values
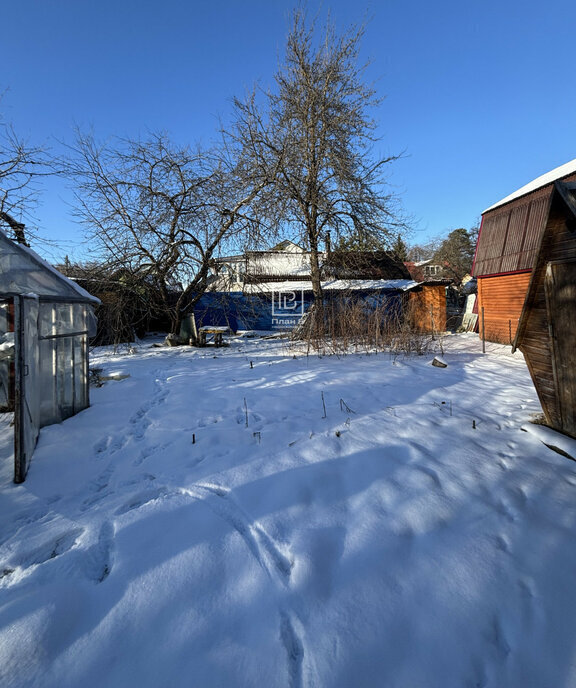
left=477, top=272, right=531, bottom=344
left=409, top=285, right=447, bottom=333
left=517, top=204, right=576, bottom=435
left=519, top=276, right=558, bottom=426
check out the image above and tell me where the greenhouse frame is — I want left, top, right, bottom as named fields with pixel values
left=0, top=230, right=99, bottom=482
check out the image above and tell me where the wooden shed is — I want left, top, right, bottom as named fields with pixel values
left=408, top=282, right=448, bottom=333
left=512, top=181, right=576, bottom=438
left=473, top=159, right=576, bottom=343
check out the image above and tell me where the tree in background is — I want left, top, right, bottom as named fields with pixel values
left=433, top=227, right=477, bottom=284
left=65, top=129, right=276, bottom=336
left=389, top=233, right=409, bottom=262
left=327, top=231, right=410, bottom=280
left=0, top=108, right=48, bottom=245
left=56, top=260, right=157, bottom=347
left=336, top=232, right=387, bottom=252
left=236, top=9, right=407, bottom=331
left=407, top=237, right=441, bottom=263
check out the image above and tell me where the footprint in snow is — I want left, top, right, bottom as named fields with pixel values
left=496, top=498, right=518, bottom=523
left=186, top=483, right=294, bottom=584
left=80, top=465, right=115, bottom=511
left=114, top=486, right=174, bottom=516
left=413, top=464, right=443, bottom=489
left=494, top=534, right=510, bottom=553
left=280, top=612, right=305, bottom=688
left=94, top=436, right=110, bottom=454
left=488, top=615, right=511, bottom=659
left=5, top=527, right=84, bottom=578
left=84, top=521, right=115, bottom=583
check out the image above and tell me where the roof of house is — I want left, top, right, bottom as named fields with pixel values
left=323, top=250, right=411, bottom=281
left=483, top=158, right=576, bottom=213
left=240, top=278, right=419, bottom=294
left=474, top=159, right=576, bottom=277
left=270, top=239, right=304, bottom=252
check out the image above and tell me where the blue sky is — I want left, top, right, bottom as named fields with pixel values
left=3, top=0, right=576, bottom=261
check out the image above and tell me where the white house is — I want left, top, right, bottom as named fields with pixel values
left=211, top=240, right=319, bottom=291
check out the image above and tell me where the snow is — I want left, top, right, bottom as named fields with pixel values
left=1, top=333, right=576, bottom=688
left=483, top=158, right=576, bottom=213
left=243, top=278, right=419, bottom=293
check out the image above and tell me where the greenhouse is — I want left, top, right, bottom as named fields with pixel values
left=0, top=229, right=99, bottom=482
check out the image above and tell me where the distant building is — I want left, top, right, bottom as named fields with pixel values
left=404, top=259, right=445, bottom=282
left=210, top=240, right=315, bottom=291
left=201, top=240, right=446, bottom=334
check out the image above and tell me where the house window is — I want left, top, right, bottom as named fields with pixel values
left=425, top=265, right=441, bottom=276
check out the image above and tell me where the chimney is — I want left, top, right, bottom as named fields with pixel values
left=0, top=212, right=29, bottom=246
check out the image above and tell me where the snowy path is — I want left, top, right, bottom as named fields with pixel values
left=1, top=334, right=576, bottom=687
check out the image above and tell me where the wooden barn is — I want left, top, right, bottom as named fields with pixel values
left=512, top=181, right=576, bottom=438
left=473, top=159, right=576, bottom=343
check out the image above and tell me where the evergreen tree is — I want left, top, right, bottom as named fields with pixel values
left=433, top=228, right=476, bottom=283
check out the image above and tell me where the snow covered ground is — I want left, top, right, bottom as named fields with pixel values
left=1, top=333, right=576, bottom=688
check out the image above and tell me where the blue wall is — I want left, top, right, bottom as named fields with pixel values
left=194, top=289, right=406, bottom=333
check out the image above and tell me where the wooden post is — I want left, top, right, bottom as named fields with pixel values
left=481, top=307, right=486, bottom=354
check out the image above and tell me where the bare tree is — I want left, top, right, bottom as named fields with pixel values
left=407, top=237, right=442, bottom=263
left=0, top=115, right=48, bottom=244
left=56, top=259, right=161, bottom=347
left=237, top=10, right=406, bottom=330
left=64, top=130, right=275, bottom=336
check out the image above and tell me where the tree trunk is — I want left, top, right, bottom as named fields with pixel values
left=308, top=232, right=324, bottom=337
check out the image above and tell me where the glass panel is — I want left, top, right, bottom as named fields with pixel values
left=73, top=336, right=87, bottom=412
left=57, top=336, right=74, bottom=420
left=38, top=338, right=57, bottom=426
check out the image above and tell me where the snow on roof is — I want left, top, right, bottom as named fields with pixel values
left=0, top=229, right=100, bottom=303
left=483, top=158, right=576, bottom=213
left=242, top=278, right=419, bottom=293
left=413, top=259, right=441, bottom=267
